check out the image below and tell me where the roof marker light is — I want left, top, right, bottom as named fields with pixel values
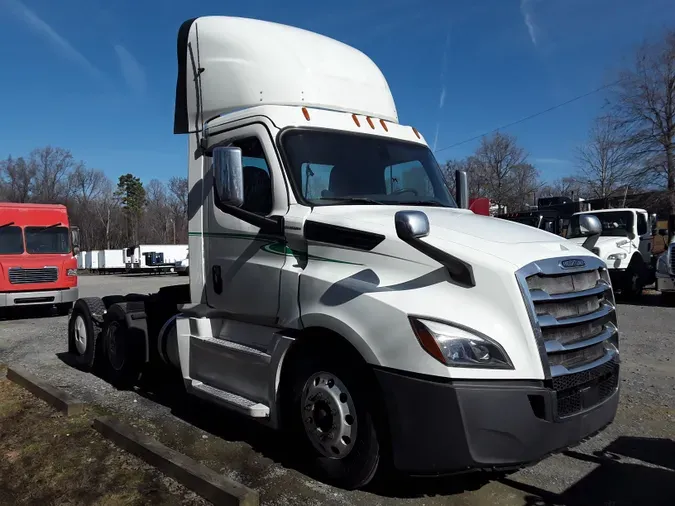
left=380, top=119, right=389, bottom=132
left=302, top=107, right=310, bottom=121
left=366, top=116, right=375, bottom=129
left=352, top=114, right=361, bottom=127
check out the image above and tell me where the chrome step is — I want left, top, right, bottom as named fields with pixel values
left=189, top=380, right=270, bottom=418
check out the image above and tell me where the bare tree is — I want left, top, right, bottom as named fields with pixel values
left=612, top=29, right=675, bottom=216
left=168, top=176, right=188, bottom=242
left=539, top=176, right=584, bottom=199
left=504, top=163, right=541, bottom=211
left=0, top=156, right=34, bottom=202
left=475, top=132, right=528, bottom=212
left=29, top=146, right=76, bottom=203
left=575, top=114, right=635, bottom=202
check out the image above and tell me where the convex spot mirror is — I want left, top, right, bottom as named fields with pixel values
left=213, top=146, right=244, bottom=207
left=578, top=214, right=602, bottom=236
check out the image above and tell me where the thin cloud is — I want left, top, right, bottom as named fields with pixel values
left=536, top=158, right=569, bottom=165
left=2, top=0, right=103, bottom=78
left=432, top=123, right=440, bottom=152
left=114, top=44, right=146, bottom=95
left=520, top=0, right=540, bottom=47
left=439, top=86, right=447, bottom=108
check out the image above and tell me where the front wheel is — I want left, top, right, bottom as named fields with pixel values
left=288, top=356, right=381, bottom=489
left=622, top=261, right=645, bottom=299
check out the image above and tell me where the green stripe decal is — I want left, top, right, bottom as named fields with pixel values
left=190, top=231, right=362, bottom=265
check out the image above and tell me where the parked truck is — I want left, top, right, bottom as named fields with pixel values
left=124, top=244, right=188, bottom=273
left=1, top=202, right=79, bottom=314
left=67, top=16, right=620, bottom=489
left=567, top=208, right=657, bottom=298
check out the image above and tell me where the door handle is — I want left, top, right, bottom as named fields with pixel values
left=212, top=265, right=223, bottom=294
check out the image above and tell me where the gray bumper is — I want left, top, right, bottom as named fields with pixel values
left=0, top=287, right=79, bottom=307
left=656, top=274, right=675, bottom=292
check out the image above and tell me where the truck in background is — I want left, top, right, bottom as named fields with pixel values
left=124, top=244, right=188, bottom=273
left=497, top=196, right=590, bottom=237
left=0, top=202, right=79, bottom=315
left=67, top=16, right=620, bottom=489
left=567, top=208, right=658, bottom=298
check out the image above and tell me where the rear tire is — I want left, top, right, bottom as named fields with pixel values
left=102, top=303, right=145, bottom=389
left=287, top=352, right=381, bottom=489
left=68, top=298, right=106, bottom=371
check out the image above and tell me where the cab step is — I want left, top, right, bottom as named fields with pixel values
left=189, top=380, right=270, bottom=418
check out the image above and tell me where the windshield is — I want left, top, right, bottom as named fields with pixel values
left=0, top=226, right=24, bottom=254
left=280, top=129, right=457, bottom=207
left=568, top=211, right=634, bottom=239
left=25, top=226, right=70, bottom=254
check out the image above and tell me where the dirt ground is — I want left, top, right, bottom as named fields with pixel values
left=0, top=369, right=208, bottom=506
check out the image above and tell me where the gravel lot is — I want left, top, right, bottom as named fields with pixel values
left=1, top=274, right=674, bottom=505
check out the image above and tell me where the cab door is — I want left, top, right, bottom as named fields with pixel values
left=205, top=123, right=289, bottom=329
left=636, top=211, right=652, bottom=262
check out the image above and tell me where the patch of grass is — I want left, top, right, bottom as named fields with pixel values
left=0, top=378, right=208, bottom=505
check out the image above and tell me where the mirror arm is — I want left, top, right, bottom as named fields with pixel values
left=218, top=202, right=283, bottom=235
left=398, top=235, right=475, bottom=288
left=582, top=233, right=600, bottom=252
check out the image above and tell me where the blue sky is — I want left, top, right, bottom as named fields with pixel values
left=1, top=0, right=674, bottom=186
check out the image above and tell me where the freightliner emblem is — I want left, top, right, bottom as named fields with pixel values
left=560, top=258, right=586, bottom=269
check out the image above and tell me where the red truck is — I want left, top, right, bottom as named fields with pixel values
left=0, top=203, right=79, bottom=315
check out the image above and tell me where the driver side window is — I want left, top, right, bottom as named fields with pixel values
left=385, top=161, right=434, bottom=197
left=637, top=213, right=648, bottom=235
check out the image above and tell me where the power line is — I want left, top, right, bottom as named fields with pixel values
left=433, top=76, right=627, bottom=154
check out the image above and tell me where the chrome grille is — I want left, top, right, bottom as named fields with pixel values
left=8, top=267, right=58, bottom=284
left=517, top=256, right=619, bottom=417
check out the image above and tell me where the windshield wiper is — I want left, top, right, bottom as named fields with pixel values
left=0, top=221, right=15, bottom=230
left=318, top=197, right=384, bottom=205
left=397, top=200, right=447, bottom=207
left=33, top=223, right=62, bottom=233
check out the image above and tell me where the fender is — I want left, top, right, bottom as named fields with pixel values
left=105, top=302, right=150, bottom=363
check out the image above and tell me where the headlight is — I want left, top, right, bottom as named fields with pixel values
left=607, top=253, right=627, bottom=260
left=409, top=317, right=513, bottom=369
left=66, top=269, right=78, bottom=277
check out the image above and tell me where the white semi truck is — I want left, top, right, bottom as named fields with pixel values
left=567, top=208, right=657, bottom=298
left=67, top=16, right=620, bottom=489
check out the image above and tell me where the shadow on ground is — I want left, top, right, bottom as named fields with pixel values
left=0, top=305, right=65, bottom=322
left=501, top=436, right=675, bottom=506
left=55, top=352, right=502, bottom=499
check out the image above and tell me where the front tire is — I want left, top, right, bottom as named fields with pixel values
left=288, top=354, right=381, bottom=489
left=622, top=259, right=646, bottom=299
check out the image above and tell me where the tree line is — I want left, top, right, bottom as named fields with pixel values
left=443, top=28, right=675, bottom=215
left=2, top=29, right=673, bottom=242
left=0, top=147, right=188, bottom=251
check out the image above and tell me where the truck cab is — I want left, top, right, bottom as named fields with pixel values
left=567, top=208, right=656, bottom=297
left=68, top=16, right=620, bottom=490
left=0, top=203, right=79, bottom=314
left=498, top=210, right=563, bottom=235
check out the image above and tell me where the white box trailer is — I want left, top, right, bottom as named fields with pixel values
left=97, top=249, right=126, bottom=273
left=67, top=16, right=620, bottom=490
left=76, top=251, right=86, bottom=270
left=125, top=244, right=188, bottom=273
left=84, top=250, right=99, bottom=270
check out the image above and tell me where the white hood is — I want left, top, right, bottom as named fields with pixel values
left=308, top=206, right=595, bottom=269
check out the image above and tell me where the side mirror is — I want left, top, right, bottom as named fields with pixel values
left=70, top=226, right=80, bottom=256
left=213, top=146, right=244, bottom=207
left=579, top=214, right=602, bottom=252
left=455, top=170, right=468, bottom=209
left=395, top=210, right=430, bottom=240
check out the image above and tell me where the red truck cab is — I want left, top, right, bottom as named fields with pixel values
left=0, top=203, right=79, bottom=315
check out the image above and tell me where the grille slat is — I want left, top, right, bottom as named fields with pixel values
left=517, top=256, right=620, bottom=417
left=670, top=244, right=675, bottom=274
left=8, top=267, right=58, bottom=284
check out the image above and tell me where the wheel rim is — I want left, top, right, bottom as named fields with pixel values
left=73, top=315, right=87, bottom=355
left=107, top=322, right=125, bottom=371
left=301, top=371, right=357, bottom=459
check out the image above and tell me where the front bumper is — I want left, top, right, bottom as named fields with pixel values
left=374, top=363, right=619, bottom=475
left=656, top=273, right=675, bottom=292
left=0, top=287, right=79, bottom=307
